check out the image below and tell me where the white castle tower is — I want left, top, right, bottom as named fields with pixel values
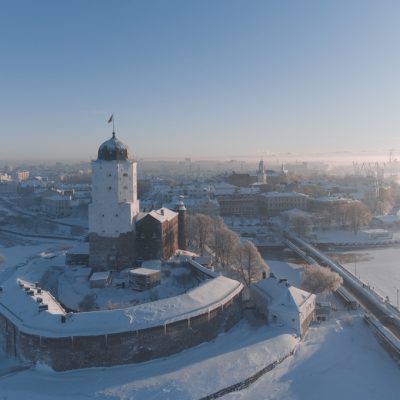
left=88, top=131, right=139, bottom=270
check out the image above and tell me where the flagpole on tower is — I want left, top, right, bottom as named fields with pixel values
left=108, top=114, right=115, bottom=138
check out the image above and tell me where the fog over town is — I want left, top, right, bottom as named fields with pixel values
left=1, top=1, right=400, bottom=400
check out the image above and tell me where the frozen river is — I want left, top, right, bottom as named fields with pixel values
left=331, top=247, right=400, bottom=308
left=265, top=245, right=400, bottom=309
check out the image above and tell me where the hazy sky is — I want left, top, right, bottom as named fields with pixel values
left=1, top=0, right=400, bottom=161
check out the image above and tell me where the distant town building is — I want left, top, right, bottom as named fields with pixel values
left=13, top=170, right=30, bottom=182
left=308, top=196, right=354, bottom=213
left=42, top=194, right=72, bottom=217
left=215, top=186, right=261, bottom=217
left=260, top=192, right=308, bottom=216
left=257, top=160, right=267, bottom=184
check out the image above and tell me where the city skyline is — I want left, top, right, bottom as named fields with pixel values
left=2, top=0, right=400, bottom=161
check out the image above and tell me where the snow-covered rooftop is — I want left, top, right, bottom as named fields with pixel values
left=90, top=271, right=110, bottom=281
left=253, top=277, right=313, bottom=311
left=129, top=267, right=160, bottom=276
left=261, top=191, right=308, bottom=198
left=137, top=207, right=178, bottom=223
left=68, top=242, right=89, bottom=254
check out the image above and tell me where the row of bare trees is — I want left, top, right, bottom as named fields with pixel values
left=287, top=201, right=373, bottom=235
left=186, top=214, right=268, bottom=286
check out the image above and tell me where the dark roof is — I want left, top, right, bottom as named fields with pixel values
left=98, top=133, right=129, bottom=161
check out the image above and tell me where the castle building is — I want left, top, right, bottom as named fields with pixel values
left=136, top=207, right=179, bottom=261
left=176, top=199, right=187, bottom=250
left=88, top=131, right=186, bottom=270
left=88, top=132, right=139, bottom=271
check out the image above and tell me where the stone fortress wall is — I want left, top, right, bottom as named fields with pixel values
left=0, top=291, right=242, bottom=371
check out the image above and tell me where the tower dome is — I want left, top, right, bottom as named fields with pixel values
left=98, top=133, right=130, bottom=161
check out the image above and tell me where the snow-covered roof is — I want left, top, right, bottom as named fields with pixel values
left=214, top=186, right=260, bottom=196
left=129, top=268, right=160, bottom=276
left=311, top=196, right=353, bottom=203
left=261, top=192, right=308, bottom=199
left=253, top=277, right=313, bottom=311
left=0, top=275, right=243, bottom=338
left=68, top=242, right=89, bottom=254
left=90, top=272, right=110, bottom=281
left=137, top=207, right=178, bottom=223
left=373, top=215, right=400, bottom=223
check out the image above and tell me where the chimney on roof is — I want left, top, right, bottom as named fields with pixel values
left=160, top=209, right=164, bottom=216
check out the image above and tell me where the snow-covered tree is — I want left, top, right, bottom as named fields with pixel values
left=345, top=202, right=372, bottom=234
left=301, top=264, right=343, bottom=294
left=284, top=210, right=313, bottom=236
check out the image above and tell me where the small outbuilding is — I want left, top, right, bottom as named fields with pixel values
left=66, top=242, right=89, bottom=266
left=250, top=276, right=315, bottom=337
left=89, top=271, right=111, bottom=288
left=129, top=268, right=161, bottom=291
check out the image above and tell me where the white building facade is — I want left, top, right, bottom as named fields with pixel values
left=250, top=276, right=315, bottom=337
left=88, top=132, right=139, bottom=271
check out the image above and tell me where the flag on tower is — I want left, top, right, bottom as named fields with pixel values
left=108, top=114, right=113, bottom=123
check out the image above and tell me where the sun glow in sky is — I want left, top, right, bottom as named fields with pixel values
left=1, top=0, right=400, bottom=161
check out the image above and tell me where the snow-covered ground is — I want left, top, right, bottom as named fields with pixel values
left=223, top=313, right=400, bottom=400
left=0, top=321, right=297, bottom=400
left=57, top=262, right=201, bottom=311
left=313, top=229, right=398, bottom=245
left=1, top=309, right=398, bottom=399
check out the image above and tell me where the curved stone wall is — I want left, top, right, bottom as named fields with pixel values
left=0, top=292, right=242, bottom=371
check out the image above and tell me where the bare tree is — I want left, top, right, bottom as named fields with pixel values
left=214, top=227, right=240, bottom=270
left=345, top=202, right=372, bottom=234
left=375, top=199, right=393, bottom=216
left=285, top=212, right=313, bottom=236
left=331, top=203, right=348, bottom=228
left=301, top=264, right=343, bottom=294
left=233, top=240, right=268, bottom=286
left=186, top=213, right=214, bottom=254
